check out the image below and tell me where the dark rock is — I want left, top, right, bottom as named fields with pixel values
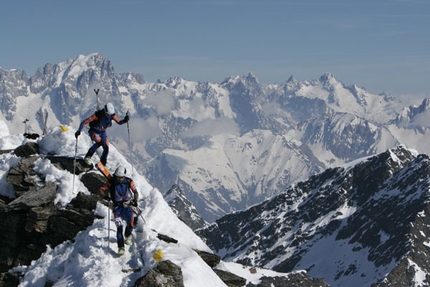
left=135, top=260, right=184, bottom=287
left=80, top=172, right=107, bottom=196
left=6, top=182, right=57, bottom=212
left=46, top=156, right=93, bottom=175
left=195, top=250, right=220, bottom=268
left=164, top=184, right=206, bottom=231
left=246, top=272, right=329, bottom=287
left=157, top=233, right=178, bottom=244
left=67, top=192, right=100, bottom=214
left=0, top=155, right=104, bottom=278
left=23, top=133, right=40, bottom=140
left=0, top=272, right=20, bottom=287
left=0, top=149, right=13, bottom=155
left=214, top=269, right=246, bottom=287
left=6, top=157, right=39, bottom=196
left=14, top=142, right=39, bottom=158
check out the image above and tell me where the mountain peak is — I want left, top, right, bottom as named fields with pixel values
left=286, top=75, right=296, bottom=82
left=68, top=53, right=112, bottom=74
left=245, top=72, right=259, bottom=83
left=319, top=72, right=337, bottom=84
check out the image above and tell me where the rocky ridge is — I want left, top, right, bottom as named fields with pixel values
left=197, top=145, right=430, bottom=287
left=164, top=184, right=207, bottom=231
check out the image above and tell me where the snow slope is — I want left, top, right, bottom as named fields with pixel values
left=0, top=121, right=295, bottom=287
left=0, top=122, right=224, bottom=286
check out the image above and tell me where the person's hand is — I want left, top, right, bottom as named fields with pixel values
left=123, top=115, right=129, bottom=123
left=75, top=131, right=81, bottom=138
left=131, top=199, right=137, bottom=206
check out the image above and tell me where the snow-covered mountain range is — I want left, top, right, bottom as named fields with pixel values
left=1, top=53, right=430, bottom=222
left=198, top=145, right=430, bottom=287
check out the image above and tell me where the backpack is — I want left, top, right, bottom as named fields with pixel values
left=89, top=109, right=105, bottom=129
left=109, top=177, right=133, bottom=206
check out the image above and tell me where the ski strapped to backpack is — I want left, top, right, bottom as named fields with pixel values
left=97, top=161, right=112, bottom=180
left=94, top=89, right=100, bottom=110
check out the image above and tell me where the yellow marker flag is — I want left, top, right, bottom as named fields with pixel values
left=152, top=248, right=164, bottom=262
left=59, top=125, right=69, bottom=132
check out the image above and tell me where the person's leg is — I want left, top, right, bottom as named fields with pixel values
left=99, top=133, right=109, bottom=165
left=124, top=207, right=134, bottom=244
left=86, top=132, right=102, bottom=158
left=113, top=212, right=125, bottom=250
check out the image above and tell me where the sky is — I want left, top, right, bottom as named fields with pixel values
left=0, top=121, right=292, bottom=287
left=1, top=0, right=429, bottom=96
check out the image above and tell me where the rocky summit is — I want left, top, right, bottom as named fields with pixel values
left=197, top=145, right=430, bottom=287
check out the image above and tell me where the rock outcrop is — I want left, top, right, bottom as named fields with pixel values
left=0, top=143, right=105, bottom=286
left=0, top=142, right=251, bottom=287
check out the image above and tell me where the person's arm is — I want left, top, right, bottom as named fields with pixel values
left=130, top=180, right=138, bottom=200
left=112, top=114, right=129, bottom=125
left=99, top=181, right=112, bottom=200
left=78, top=114, right=98, bottom=132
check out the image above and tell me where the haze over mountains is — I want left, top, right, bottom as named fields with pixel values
left=1, top=53, right=430, bottom=222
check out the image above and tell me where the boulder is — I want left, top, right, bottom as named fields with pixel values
left=14, top=142, right=39, bottom=158
left=135, top=260, right=184, bottom=287
left=214, top=269, right=246, bottom=287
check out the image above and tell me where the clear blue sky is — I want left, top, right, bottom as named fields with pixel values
left=1, top=0, right=429, bottom=95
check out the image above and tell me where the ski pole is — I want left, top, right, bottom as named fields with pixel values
left=126, top=110, right=134, bottom=175
left=135, top=206, right=146, bottom=224
left=107, top=200, right=111, bottom=249
left=72, top=137, right=78, bottom=192
left=43, top=109, right=48, bottom=135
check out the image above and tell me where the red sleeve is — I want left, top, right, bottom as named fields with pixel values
left=130, top=180, right=138, bottom=199
left=99, top=181, right=112, bottom=197
left=79, top=114, right=98, bottom=131
left=112, top=114, right=122, bottom=124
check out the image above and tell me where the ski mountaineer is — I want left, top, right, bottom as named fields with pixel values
left=100, top=165, right=139, bottom=255
left=75, top=102, right=129, bottom=166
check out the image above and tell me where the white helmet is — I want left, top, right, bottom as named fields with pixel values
left=105, top=102, right=115, bottom=115
left=114, top=165, right=126, bottom=177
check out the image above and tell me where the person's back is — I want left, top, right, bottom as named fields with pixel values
left=100, top=165, right=138, bottom=256
left=110, top=176, right=134, bottom=207
left=88, top=109, right=108, bottom=132
left=75, top=102, right=129, bottom=166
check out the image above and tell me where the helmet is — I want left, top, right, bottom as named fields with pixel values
left=105, top=102, right=115, bottom=115
left=114, top=165, right=126, bottom=177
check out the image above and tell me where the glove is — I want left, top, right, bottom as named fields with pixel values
left=75, top=131, right=81, bottom=138
left=131, top=199, right=137, bottom=206
left=103, top=193, right=111, bottom=201
left=123, top=115, right=129, bottom=123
